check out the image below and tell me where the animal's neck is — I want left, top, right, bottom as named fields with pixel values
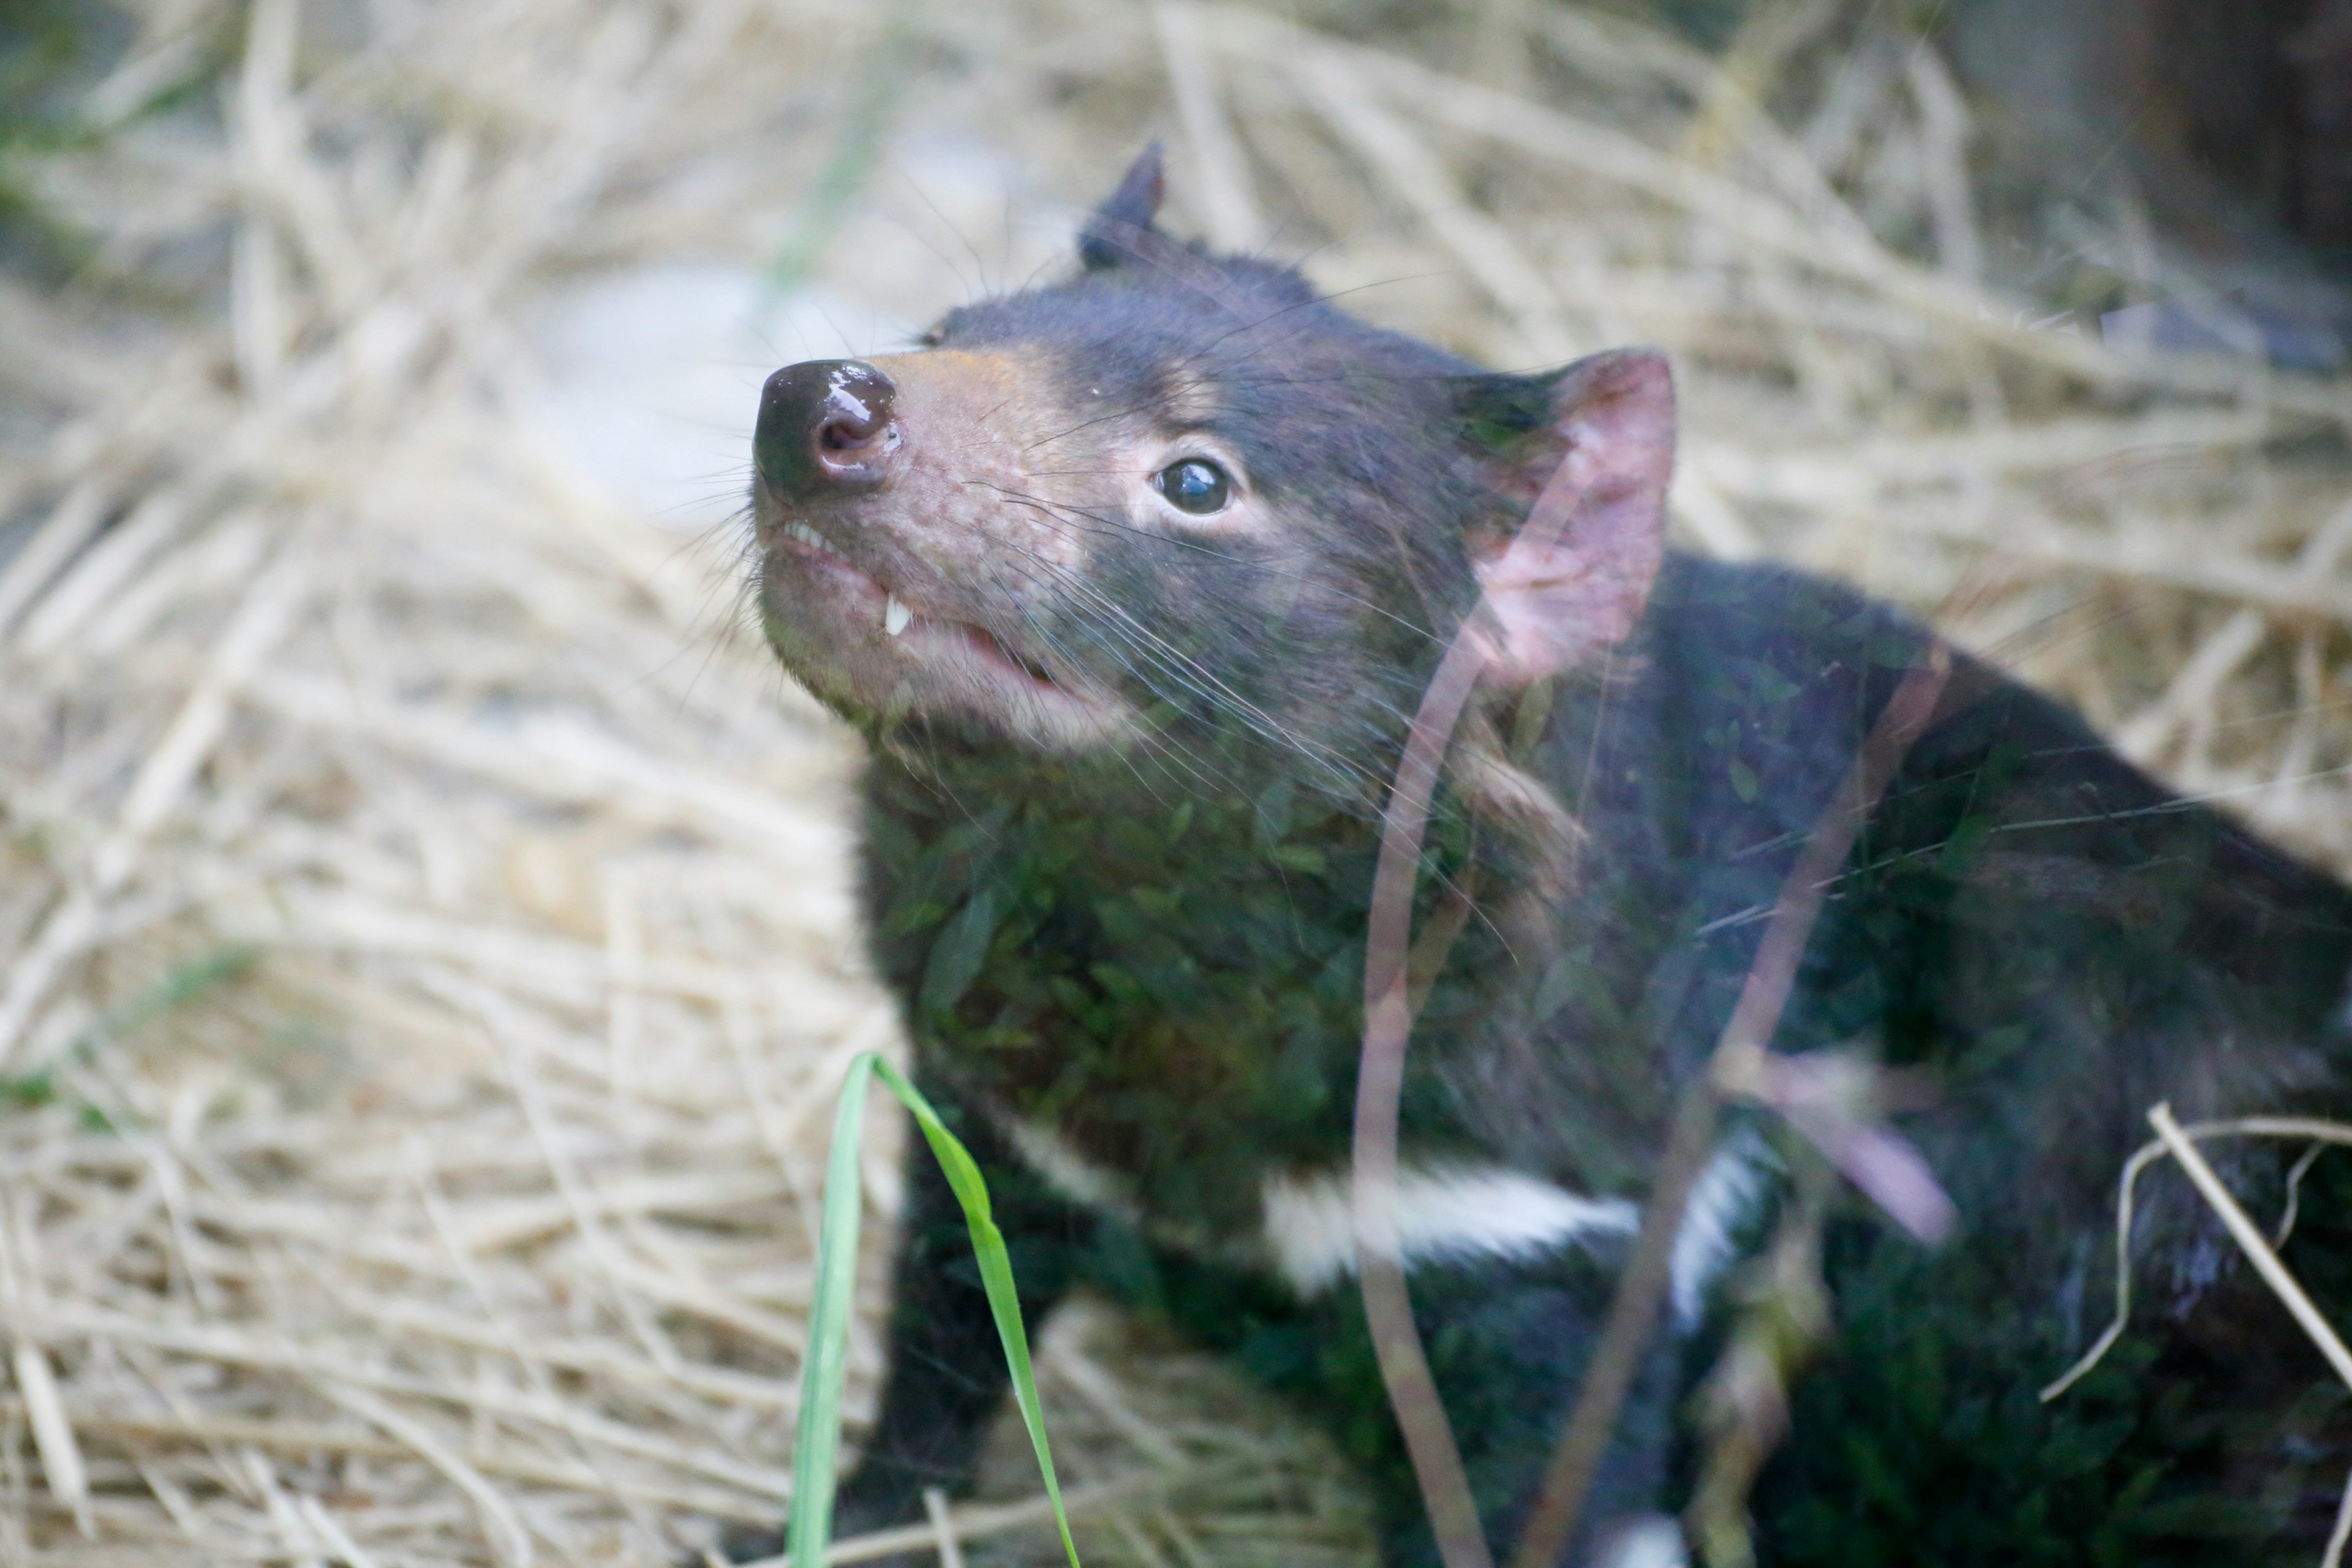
left=857, top=722, right=1567, bottom=1160
left=862, top=718, right=1564, bottom=953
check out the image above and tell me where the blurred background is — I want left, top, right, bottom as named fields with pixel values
left=1, top=0, right=2350, bottom=1562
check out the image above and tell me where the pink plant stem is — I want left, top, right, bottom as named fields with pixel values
left=1353, top=450, right=1594, bottom=1568
left=1353, top=418, right=1957, bottom=1568
left=1504, top=645, right=1953, bottom=1568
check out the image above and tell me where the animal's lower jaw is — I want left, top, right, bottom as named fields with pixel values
left=758, top=581, right=1136, bottom=754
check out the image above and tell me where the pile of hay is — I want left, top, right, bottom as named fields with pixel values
left=0, top=1, right=2345, bottom=1564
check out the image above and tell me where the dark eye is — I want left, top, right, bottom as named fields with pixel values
left=1155, top=458, right=1232, bottom=515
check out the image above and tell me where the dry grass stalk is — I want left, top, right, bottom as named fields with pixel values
left=2036, top=1110, right=2352, bottom=1568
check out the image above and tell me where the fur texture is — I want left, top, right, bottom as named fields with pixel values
left=735, top=151, right=2352, bottom=1567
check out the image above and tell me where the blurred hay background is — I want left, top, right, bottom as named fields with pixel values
left=0, top=0, right=2348, bottom=1563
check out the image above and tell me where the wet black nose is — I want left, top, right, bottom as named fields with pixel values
left=755, top=359, right=900, bottom=495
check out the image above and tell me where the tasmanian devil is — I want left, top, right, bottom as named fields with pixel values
left=735, top=145, right=2352, bottom=1567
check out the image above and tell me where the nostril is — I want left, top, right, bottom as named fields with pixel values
left=818, top=376, right=891, bottom=447
left=756, top=358, right=900, bottom=495
left=818, top=406, right=884, bottom=451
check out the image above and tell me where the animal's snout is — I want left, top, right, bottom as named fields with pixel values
left=756, top=358, right=900, bottom=496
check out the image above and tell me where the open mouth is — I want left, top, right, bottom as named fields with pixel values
left=771, top=519, right=1066, bottom=695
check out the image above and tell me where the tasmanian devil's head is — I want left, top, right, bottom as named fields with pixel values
left=750, top=144, right=1676, bottom=795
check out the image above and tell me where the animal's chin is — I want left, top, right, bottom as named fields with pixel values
left=757, top=538, right=1135, bottom=753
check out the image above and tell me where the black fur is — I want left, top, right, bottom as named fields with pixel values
left=739, top=157, right=2352, bottom=1567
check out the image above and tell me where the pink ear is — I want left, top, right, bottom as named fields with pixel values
left=1466, top=349, right=1676, bottom=687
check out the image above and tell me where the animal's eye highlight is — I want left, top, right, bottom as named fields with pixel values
left=1154, top=458, right=1232, bottom=516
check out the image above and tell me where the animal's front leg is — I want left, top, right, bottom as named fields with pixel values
left=722, top=1081, right=1095, bottom=1561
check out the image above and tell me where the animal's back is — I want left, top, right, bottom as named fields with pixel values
left=1620, top=562, right=2352, bottom=1563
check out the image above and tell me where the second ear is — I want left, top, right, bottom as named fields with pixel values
left=1465, top=349, right=1678, bottom=685
left=1079, top=143, right=1167, bottom=271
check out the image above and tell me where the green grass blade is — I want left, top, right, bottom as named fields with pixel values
left=870, top=1057, right=1083, bottom=1568
left=786, top=1050, right=1082, bottom=1568
left=788, top=1052, right=877, bottom=1568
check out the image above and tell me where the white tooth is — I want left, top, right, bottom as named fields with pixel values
left=884, top=594, right=912, bottom=636
left=788, top=522, right=836, bottom=555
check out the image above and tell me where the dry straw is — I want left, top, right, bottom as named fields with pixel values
left=0, top=0, right=2347, bottom=1563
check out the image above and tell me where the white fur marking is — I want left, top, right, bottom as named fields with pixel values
left=1599, top=1514, right=1690, bottom=1568
left=1261, top=1164, right=1636, bottom=1296
left=1670, top=1133, right=1771, bottom=1326
left=1002, top=1117, right=1134, bottom=1213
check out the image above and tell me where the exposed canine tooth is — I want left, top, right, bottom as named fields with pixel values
left=884, top=594, right=911, bottom=636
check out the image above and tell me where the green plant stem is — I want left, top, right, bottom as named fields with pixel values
left=789, top=1050, right=1082, bottom=1568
